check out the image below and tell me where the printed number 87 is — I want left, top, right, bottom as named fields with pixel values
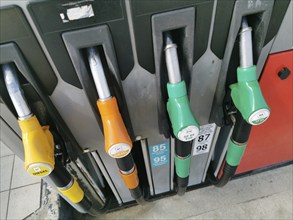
left=198, top=134, right=210, bottom=142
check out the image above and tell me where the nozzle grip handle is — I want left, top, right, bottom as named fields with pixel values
left=97, top=97, right=132, bottom=158
left=167, top=81, right=199, bottom=141
left=230, top=66, right=270, bottom=125
left=18, top=116, right=55, bottom=176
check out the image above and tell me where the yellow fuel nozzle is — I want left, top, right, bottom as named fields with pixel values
left=2, top=63, right=55, bottom=177
left=18, top=116, right=55, bottom=176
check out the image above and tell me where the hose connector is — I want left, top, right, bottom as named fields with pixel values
left=57, top=178, right=85, bottom=203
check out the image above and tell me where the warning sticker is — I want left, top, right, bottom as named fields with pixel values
left=249, top=109, right=270, bottom=125
left=108, top=143, right=131, bottom=158
left=60, top=4, right=94, bottom=23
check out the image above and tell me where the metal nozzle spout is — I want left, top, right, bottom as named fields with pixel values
left=239, top=17, right=254, bottom=68
left=2, top=63, right=33, bottom=120
left=164, top=32, right=182, bottom=84
left=87, top=47, right=111, bottom=101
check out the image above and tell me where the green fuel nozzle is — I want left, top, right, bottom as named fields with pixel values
left=229, top=18, right=270, bottom=126
left=216, top=18, right=271, bottom=188
left=164, top=32, right=199, bottom=142
left=164, top=32, right=199, bottom=195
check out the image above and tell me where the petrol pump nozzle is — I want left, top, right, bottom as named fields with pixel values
left=216, top=17, right=271, bottom=187
left=2, top=63, right=106, bottom=214
left=164, top=32, right=199, bottom=142
left=164, top=32, right=199, bottom=195
left=87, top=47, right=132, bottom=158
left=87, top=47, right=144, bottom=203
left=230, top=17, right=270, bottom=126
left=2, top=63, right=54, bottom=176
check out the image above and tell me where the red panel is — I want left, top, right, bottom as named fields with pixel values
left=237, top=50, right=293, bottom=174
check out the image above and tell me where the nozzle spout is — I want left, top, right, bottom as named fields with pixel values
left=239, top=17, right=254, bottom=68
left=87, top=47, right=111, bottom=101
left=2, top=63, right=32, bottom=120
left=164, top=32, right=182, bottom=84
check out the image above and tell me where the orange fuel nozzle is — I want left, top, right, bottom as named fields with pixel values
left=97, top=97, right=132, bottom=159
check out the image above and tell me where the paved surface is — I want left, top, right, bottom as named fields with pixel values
left=1, top=139, right=292, bottom=219
left=0, top=141, right=41, bottom=220
left=93, top=164, right=293, bottom=220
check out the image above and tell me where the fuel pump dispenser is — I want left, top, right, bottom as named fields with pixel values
left=2, top=63, right=102, bottom=215
left=86, top=47, right=144, bottom=204
left=215, top=17, right=270, bottom=187
left=164, top=32, right=200, bottom=194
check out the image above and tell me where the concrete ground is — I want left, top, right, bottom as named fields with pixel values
left=0, top=141, right=41, bottom=220
left=1, top=138, right=292, bottom=219
left=94, top=164, right=293, bottom=220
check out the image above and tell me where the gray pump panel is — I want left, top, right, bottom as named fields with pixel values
left=1, top=0, right=291, bottom=214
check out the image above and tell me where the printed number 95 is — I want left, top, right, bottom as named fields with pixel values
left=154, top=155, right=167, bottom=163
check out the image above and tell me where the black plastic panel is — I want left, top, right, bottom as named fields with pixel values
left=130, top=0, right=213, bottom=73
left=0, top=6, right=57, bottom=95
left=28, top=0, right=134, bottom=88
left=264, top=0, right=291, bottom=45
left=211, top=0, right=236, bottom=59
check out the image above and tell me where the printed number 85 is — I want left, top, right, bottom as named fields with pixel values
left=153, top=144, right=166, bottom=153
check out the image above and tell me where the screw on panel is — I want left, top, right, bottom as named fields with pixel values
left=278, top=67, right=291, bottom=80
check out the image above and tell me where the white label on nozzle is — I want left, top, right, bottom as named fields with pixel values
left=178, top=126, right=199, bottom=142
left=249, top=109, right=270, bottom=125
left=108, top=143, right=131, bottom=159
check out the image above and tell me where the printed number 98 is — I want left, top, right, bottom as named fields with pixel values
left=196, top=144, right=208, bottom=152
